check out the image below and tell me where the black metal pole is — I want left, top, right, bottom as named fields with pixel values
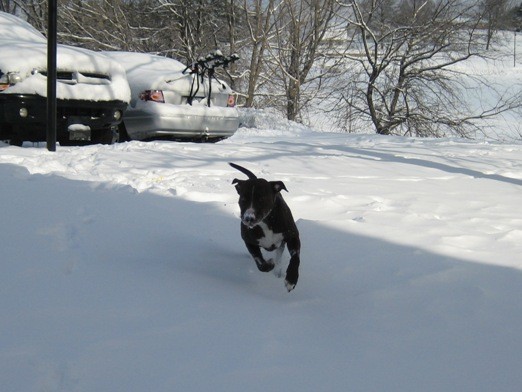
left=47, top=0, right=57, bottom=151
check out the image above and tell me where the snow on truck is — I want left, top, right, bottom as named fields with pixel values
left=0, top=11, right=130, bottom=146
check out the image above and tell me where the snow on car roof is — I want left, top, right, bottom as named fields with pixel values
left=103, top=51, right=231, bottom=100
left=103, top=51, right=187, bottom=74
left=103, top=51, right=190, bottom=93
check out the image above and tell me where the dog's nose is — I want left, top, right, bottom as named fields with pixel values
left=243, top=209, right=256, bottom=225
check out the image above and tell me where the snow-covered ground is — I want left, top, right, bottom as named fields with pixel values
left=1, top=110, right=521, bottom=391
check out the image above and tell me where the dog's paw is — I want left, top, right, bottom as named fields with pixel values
left=284, top=265, right=298, bottom=292
left=254, top=257, right=275, bottom=272
left=285, top=280, right=296, bottom=292
left=257, top=261, right=275, bottom=273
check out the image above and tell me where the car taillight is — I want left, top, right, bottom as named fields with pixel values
left=139, top=90, right=165, bottom=103
left=227, top=94, right=236, bottom=107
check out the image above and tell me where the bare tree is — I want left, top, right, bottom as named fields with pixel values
left=266, top=0, right=341, bottom=121
left=513, top=2, right=522, bottom=30
left=221, top=0, right=240, bottom=91
left=331, top=0, right=521, bottom=137
left=480, top=0, right=510, bottom=50
left=155, top=0, right=234, bottom=62
left=3, top=0, right=47, bottom=32
left=238, top=0, right=279, bottom=107
left=0, top=0, right=18, bottom=14
left=57, top=0, right=160, bottom=52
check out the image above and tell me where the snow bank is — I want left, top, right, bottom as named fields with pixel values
left=236, top=107, right=315, bottom=138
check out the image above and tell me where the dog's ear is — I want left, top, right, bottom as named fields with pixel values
left=271, top=181, right=288, bottom=193
left=232, top=178, right=243, bottom=194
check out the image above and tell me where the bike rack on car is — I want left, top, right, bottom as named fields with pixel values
left=183, top=50, right=239, bottom=107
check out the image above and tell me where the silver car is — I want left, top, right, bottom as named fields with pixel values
left=104, top=51, right=240, bottom=142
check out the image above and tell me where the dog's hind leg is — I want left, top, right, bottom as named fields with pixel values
left=245, top=243, right=275, bottom=272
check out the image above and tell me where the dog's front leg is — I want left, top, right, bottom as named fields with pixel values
left=245, top=243, right=275, bottom=272
left=285, top=237, right=301, bottom=292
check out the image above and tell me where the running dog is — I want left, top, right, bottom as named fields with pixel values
left=230, top=162, right=300, bottom=291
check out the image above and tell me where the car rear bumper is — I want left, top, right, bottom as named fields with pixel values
left=123, top=102, right=240, bottom=141
left=0, top=94, right=127, bottom=142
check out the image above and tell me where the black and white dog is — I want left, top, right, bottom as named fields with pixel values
left=230, top=162, right=300, bottom=291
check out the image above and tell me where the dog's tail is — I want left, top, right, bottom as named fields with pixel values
left=229, top=162, right=257, bottom=179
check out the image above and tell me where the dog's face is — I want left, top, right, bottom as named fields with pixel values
left=233, top=178, right=287, bottom=228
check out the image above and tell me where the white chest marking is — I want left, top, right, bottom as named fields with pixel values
left=257, top=222, right=284, bottom=250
